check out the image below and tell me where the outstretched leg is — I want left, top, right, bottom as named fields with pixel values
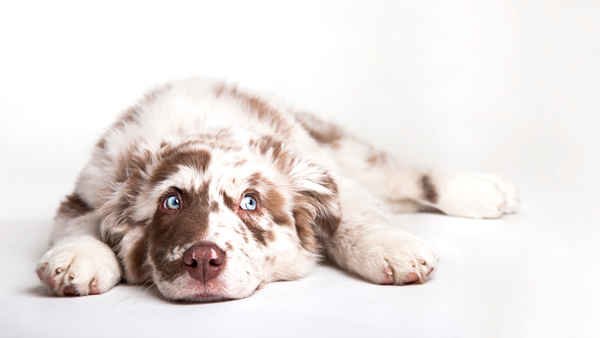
left=36, top=193, right=122, bottom=296
left=295, top=112, right=519, bottom=218
left=325, top=180, right=438, bottom=285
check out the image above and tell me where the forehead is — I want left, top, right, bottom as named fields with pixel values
left=148, top=145, right=273, bottom=199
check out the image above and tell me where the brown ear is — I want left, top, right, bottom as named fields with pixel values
left=289, top=162, right=341, bottom=251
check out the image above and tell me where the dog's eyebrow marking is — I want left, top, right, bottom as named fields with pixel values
left=421, top=175, right=438, bottom=204
left=148, top=150, right=212, bottom=188
left=221, top=191, right=235, bottom=211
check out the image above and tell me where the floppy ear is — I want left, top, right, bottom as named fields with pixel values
left=287, top=161, right=342, bottom=250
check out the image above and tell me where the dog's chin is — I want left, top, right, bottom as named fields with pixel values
left=156, top=275, right=257, bottom=302
left=174, top=291, right=236, bottom=303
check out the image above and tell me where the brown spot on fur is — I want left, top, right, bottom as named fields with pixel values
left=126, top=231, right=152, bottom=283
left=292, top=204, right=317, bottom=252
left=263, top=186, right=293, bottom=227
left=243, top=172, right=293, bottom=228
left=421, top=175, right=438, bottom=204
left=367, top=151, right=389, bottom=166
left=291, top=170, right=341, bottom=252
left=294, top=112, right=344, bottom=146
left=222, top=191, right=235, bottom=211
left=267, top=230, right=276, bottom=242
left=245, top=222, right=268, bottom=246
left=57, top=193, right=93, bottom=219
left=256, top=136, right=283, bottom=159
left=96, top=137, right=107, bottom=150
left=148, top=149, right=211, bottom=188
left=233, top=160, right=247, bottom=168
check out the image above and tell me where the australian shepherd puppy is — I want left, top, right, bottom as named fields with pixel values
left=36, top=77, right=518, bottom=301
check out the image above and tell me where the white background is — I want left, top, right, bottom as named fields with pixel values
left=1, top=1, right=599, bottom=337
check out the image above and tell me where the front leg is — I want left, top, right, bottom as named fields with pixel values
left=326, top=184, right=438, bottom=285
left=36, top=194, right=122, bottom=296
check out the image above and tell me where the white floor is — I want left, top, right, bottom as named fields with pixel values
left=1, top=183, right=598, bottom=337
left=1, top=1, right=599, bottom=337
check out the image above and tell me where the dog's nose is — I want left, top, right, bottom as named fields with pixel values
left=183, top=243, right=226, bottom=283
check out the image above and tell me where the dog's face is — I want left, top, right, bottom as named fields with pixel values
left=98, top=133, right=341, bottom=301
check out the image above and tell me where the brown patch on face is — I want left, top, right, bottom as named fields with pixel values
left=221, top=191, right=235, bottom=211
left=294, top=112, right=344, bottom=146
left=148, top=149, right=211, bottom=188
left=236, top=195, right=268, bottom=247
left=125, top=231, right=152, bottom=283
left=148, top=186, right=213, bottom=282
left=242, top=172, right=293, bottom=228
left=267, top=230, right=276, bottom=242
left=262, top=186, right=293, bottom=227
left=421, top=175, right=438, bottom=204
left=244, top=220, right=268, bottom=246
left=57, top=193, right=93, bottom=219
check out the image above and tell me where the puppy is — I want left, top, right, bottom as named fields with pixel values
left=36, top=77, right=518, bottom=301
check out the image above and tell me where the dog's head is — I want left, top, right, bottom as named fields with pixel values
left=98, top=132, right=341, bottom=301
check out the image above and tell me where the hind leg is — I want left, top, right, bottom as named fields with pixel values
left=296, top=112, right=518, bottom=218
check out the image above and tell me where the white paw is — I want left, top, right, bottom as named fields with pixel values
left=347, top=229, right=438, bottom=285
left=436, top=173, right=519, bottom=219
left=36, top=236, right=122, bottom=296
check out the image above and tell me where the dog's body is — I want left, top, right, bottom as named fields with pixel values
left=36, top=77, right=518, bottom=301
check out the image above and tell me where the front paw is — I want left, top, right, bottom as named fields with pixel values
left=436, top=173, right=519, bottom=219
left=347, top=229, right=438, bottom=285
left=36, top=236, right=122, bottom=296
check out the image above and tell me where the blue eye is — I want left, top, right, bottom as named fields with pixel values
left=163, top=195, right=181, bottom=210
left=240, top=196, right=257, bottom=211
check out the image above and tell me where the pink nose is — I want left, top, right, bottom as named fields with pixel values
left=183, top=243, right=226, bottom=283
